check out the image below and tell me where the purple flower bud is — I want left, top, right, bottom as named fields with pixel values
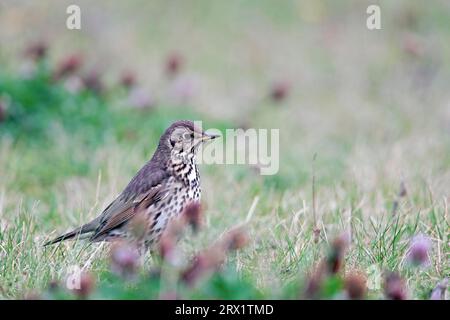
left=71, top=272, right=95, bottom=299
left=24, top=41, right=48, bottom=62
left=430, top=278, right=447, bottom=300
left=344, top=272, right=367, bottom=300
left=327, top=232, right=350, bottom=274
left=54, top=54, right=83, bottom=80
left=402, top=34, right=424, bottom=58
left=128, top=87, right=155, bottom=110
left=182, top=201, right=202, bottom=233
left=48, top=280, right=60, bottom=292
left=270, top=80, right=291, bottom=102
left=120, top=70, right=137, bottom=89
left=407, top=234, right=431, bottom=267
left=224, top=227, right=249, bottom=251
left=82, top=71, right=104, bottom=94
left=165, top=52, right=184, bottom=77
left=384, top=272, right=407, bottom=300
left=180, top=254, right=209, bottom=287
left=110, top=242, right=140, bottom=277
left=0, top=100, right=7, bottom=122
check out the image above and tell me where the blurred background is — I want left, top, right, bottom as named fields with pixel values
left=0, top=0, right=449, bottom=299
left=2, top=1, right=449, bottom=117
left=1, top=0, right=449, bottom=185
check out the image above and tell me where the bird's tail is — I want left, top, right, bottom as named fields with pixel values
left=44, top=220, right=98, bottom=246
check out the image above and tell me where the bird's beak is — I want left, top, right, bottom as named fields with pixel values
left=201, top=132, right=220, bottom=141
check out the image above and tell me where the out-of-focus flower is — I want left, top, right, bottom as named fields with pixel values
left=182, top=201, right=202, bottom=233
left=384, top=272, right=407, bottom=300
left=119, top=70, right=137, bottom=89
left=181, top=247, right=227, bottom=287
left=0, top=100, right=7, bottom=122
left=24, top=41, right=48, bottom=62
left=304, top=266, right=325, bottom=299
left=82, top=71, right=104, bottom=94
left=159, top=231, right=176, bottom=262
left=71, top=272, right=95, bottom=299
left=402, top=34, right=425, bottom=58
left=270, top=80, right=291, bottom=102
left=406, top=234, right=431, bottom=267
left=180, top=254, right=210, bottom=286
left=392, top=181, right=407, bottom=215
left=344, top=272, right=367, bottom=300
left=181, top=228, right=246, bottom=286
left=53, top=54, right=83, bottom=80
left=326, top=232, right=350, bottom=274
left=223, top=227, right=249, bottom=251
left=165, top=52, right=184, bottom=77
left=304, top=233, right=350, bottom=298
left=110, top=241, right=140, bottom=277
left=398, top=181, right=407, bottom=197
left=48, top=280, right=59, bottom=292
left=63, top=76, right=84, bottom=94
left=128, top=87, right=155, bottom=110
left=171, top=75, right=197, bottom=102
left=158, top=214, right=186, bottom=263
left=313, top=227, right=321, bottom=244
left=430, top=278, right=448, bottom=300
left=158, top=202, right=204, bottom=263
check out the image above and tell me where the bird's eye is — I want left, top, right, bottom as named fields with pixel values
left=183, top=132, right=192, bottom=140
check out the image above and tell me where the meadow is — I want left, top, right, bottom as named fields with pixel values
left=0, top=0, right=448, bottom=299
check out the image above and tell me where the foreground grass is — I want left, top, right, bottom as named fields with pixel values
left=0, top=98, right=447, bottom=298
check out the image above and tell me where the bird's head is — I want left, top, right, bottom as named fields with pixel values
left=158, top=120, right=219, bottom=163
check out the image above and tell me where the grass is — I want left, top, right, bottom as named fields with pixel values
left=0, top=0, right=449, bottom=299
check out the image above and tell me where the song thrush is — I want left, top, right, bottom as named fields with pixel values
left=45, top=120, right=218, bottom=249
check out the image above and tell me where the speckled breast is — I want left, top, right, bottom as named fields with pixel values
left=143, top=163, right=201, bottom=247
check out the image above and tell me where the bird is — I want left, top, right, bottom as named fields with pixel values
left=44, top=120, right=219, bottom=250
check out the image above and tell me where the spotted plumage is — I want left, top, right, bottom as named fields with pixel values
left=44, top=120, right=218, bottom=250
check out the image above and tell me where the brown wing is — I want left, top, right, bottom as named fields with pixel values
left=90, top=184, right=169, bottom=241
